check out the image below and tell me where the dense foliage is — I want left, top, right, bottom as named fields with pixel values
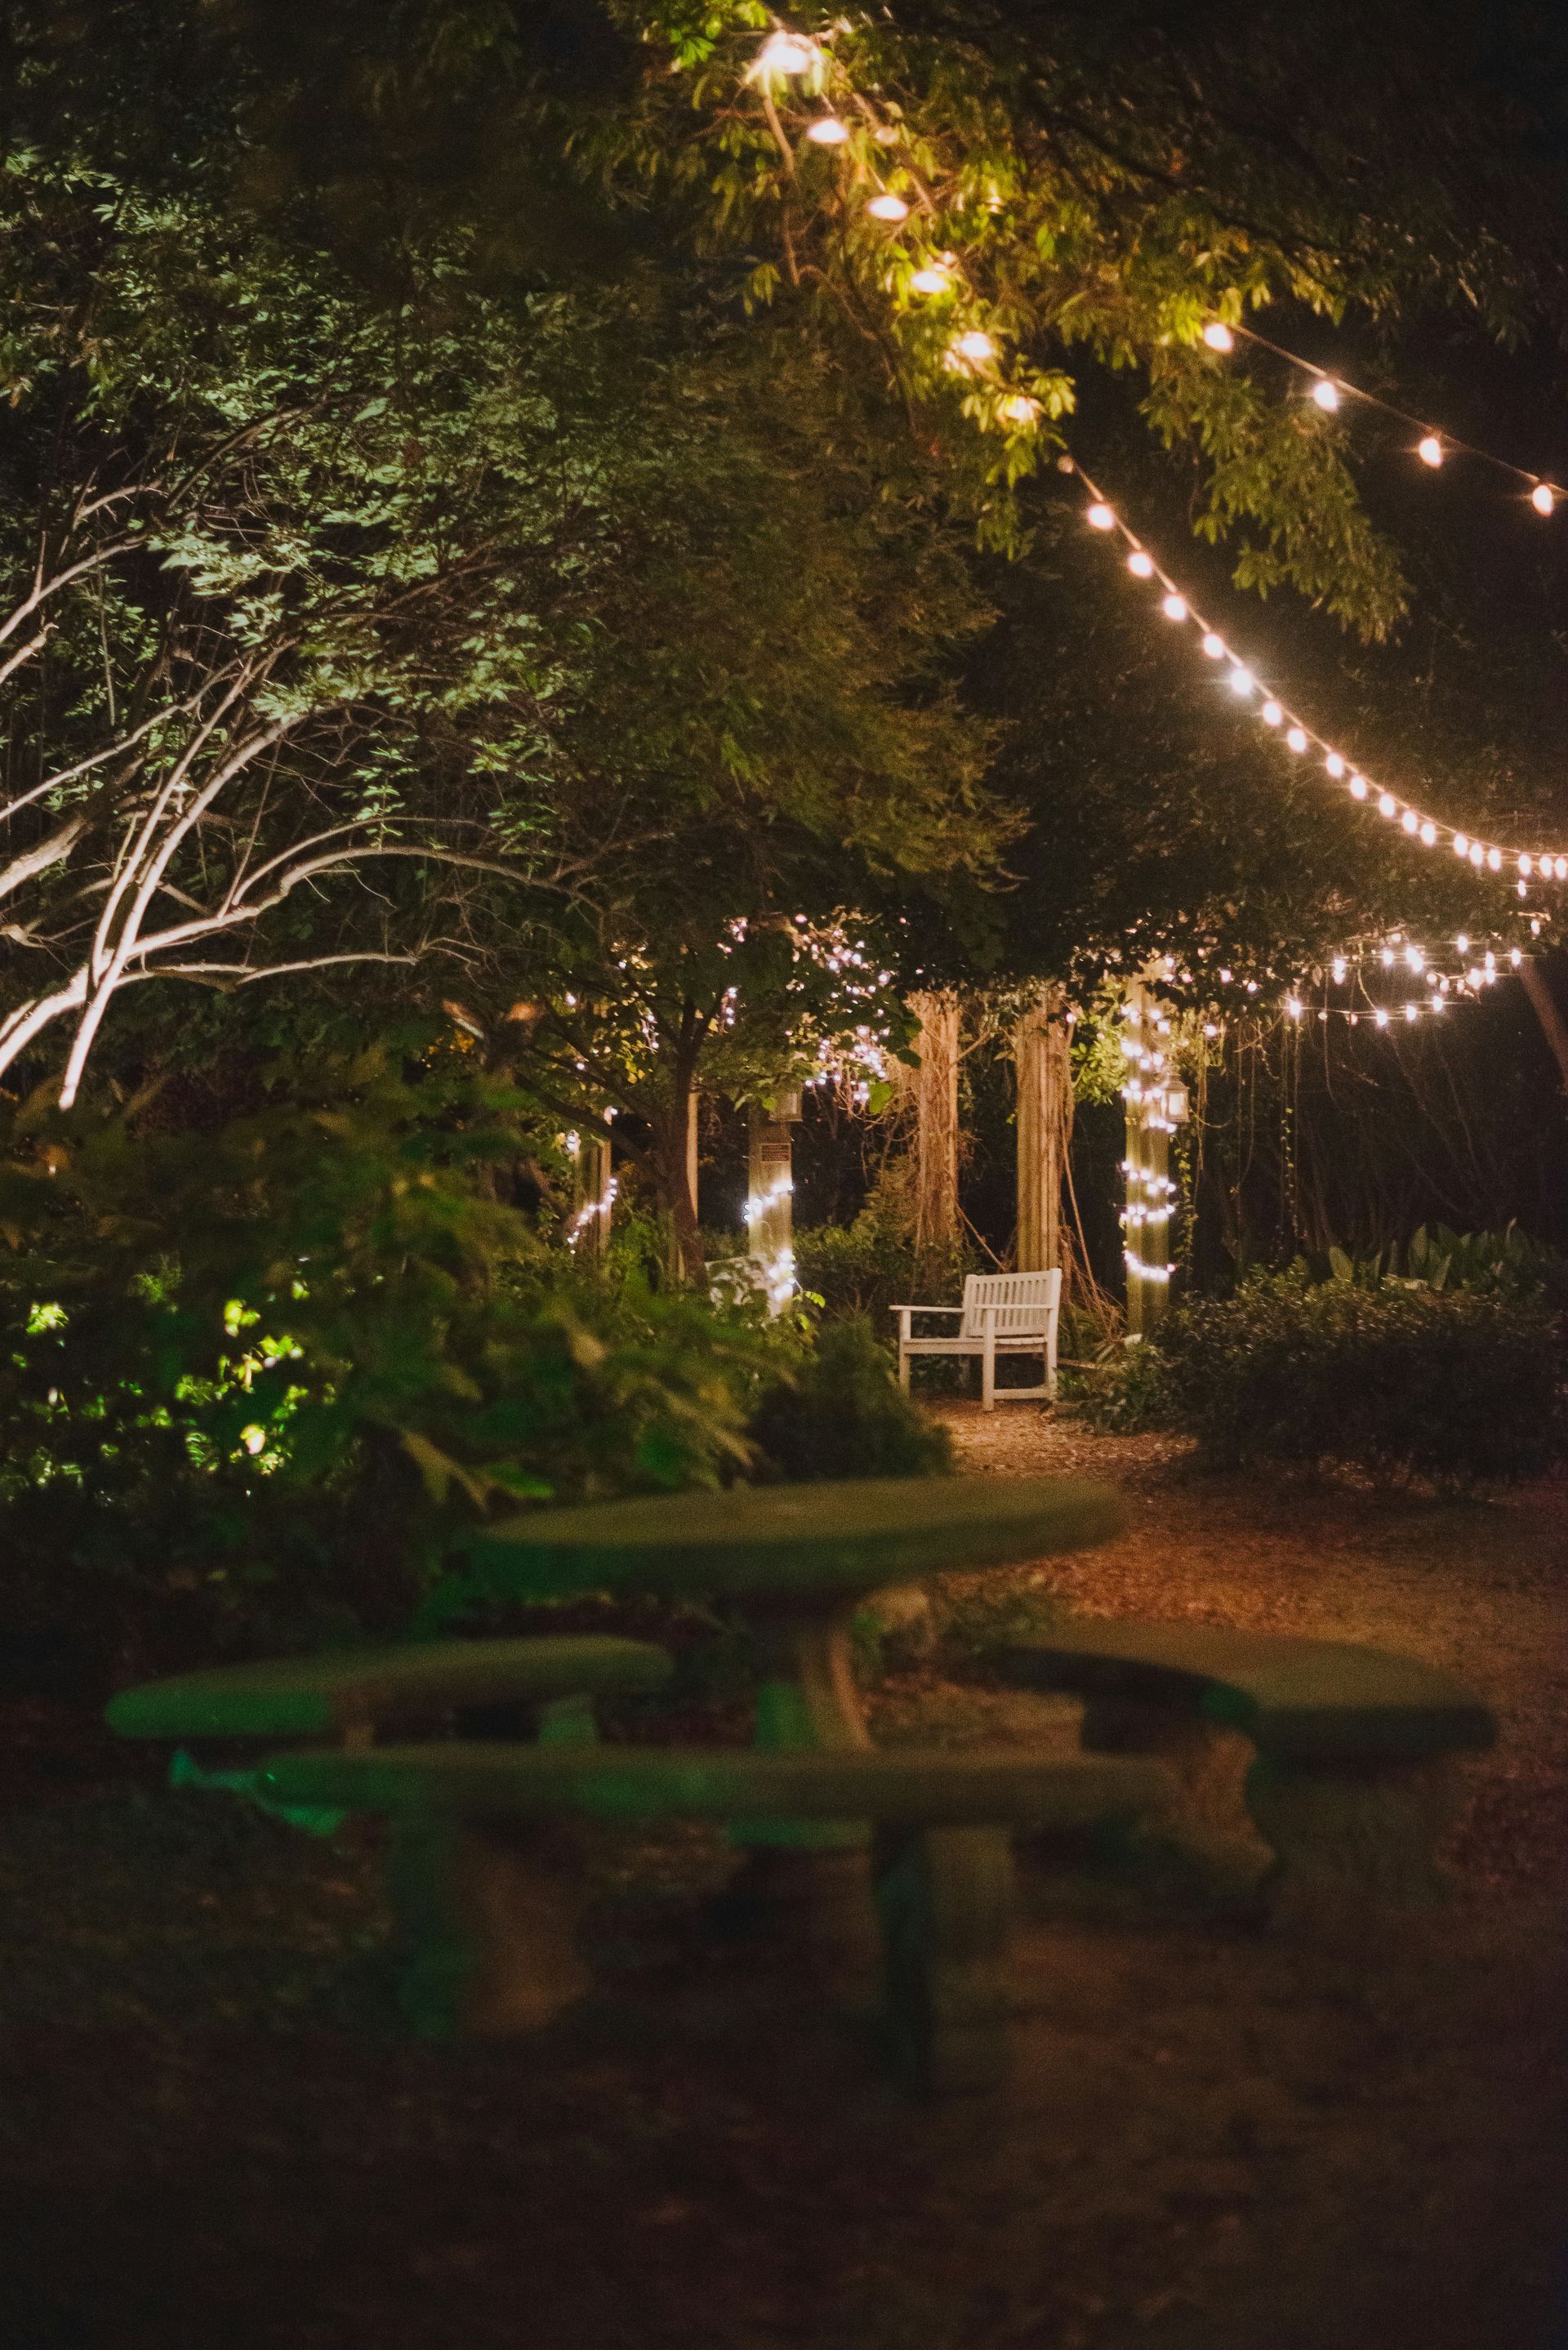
left=1082, top=1246, right=1565, bottom=1491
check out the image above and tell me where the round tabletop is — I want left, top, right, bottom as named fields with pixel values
left=467, top=1475, right=1125, bottom=1611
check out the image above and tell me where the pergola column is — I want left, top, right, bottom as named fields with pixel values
left=1013, top=984, right=1072, bottom=1273
left=747, top=1089, right=802, bottom=1311
left=906, top=990, right=961, bottom=1262
left=1120, top=980, right=1186, bottom=1336
left=567, top=1126, right=615, bottom=1260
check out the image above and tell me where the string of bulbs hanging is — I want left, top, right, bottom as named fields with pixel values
left=1064, top=457, right=1568, bottom=888
left=732, top=21, right=1565, bottom=906
left=1197, top=320, right=1566, bottom=515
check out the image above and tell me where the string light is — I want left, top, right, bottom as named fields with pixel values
left=727, top=25, right=1568, bottom=921
left=1209, top=319, right=1568, bottom=511
left=1065, top=458, right=1568, bottom=883
left=752, top=31, right=817, bottom=79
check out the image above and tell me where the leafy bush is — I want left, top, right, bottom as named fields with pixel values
left=794, top=1193, right=972, bottom=1339
left=0, top=1056, right=782, bottom=1662
left=0, top=1058, right=960, bottom=1666
left=746, top=1314, right=952, bottom=1483
left=1308, top=1222, right=1567, bottom=1300
left=1092, top=1266, right=1562, bottom=1491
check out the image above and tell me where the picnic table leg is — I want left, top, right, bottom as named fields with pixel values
left=716, top=1608, right=880, bottom=1997
left=386, top=1808, right=592, bottom=2039
left=875, top=1824, right=1015, bottom=2092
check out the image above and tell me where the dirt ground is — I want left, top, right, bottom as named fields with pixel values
left=1, top=1408, right=1565, bottom=2350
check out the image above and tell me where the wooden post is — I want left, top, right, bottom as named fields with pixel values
left=1014, top=985, right=1073, bottom=1273
left=568, top=1128, right=614, bottom=1260
left=685, top=1086, right=701, bottom=1226
left=907, top=991, right=961, bottom=1262
left=747, top=1090, right=801, bottom=1312
left=1121, top=981, right=1175, bottom=1337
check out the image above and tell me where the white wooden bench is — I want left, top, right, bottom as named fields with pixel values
left=892, top=1271, right=1061, bottom=1411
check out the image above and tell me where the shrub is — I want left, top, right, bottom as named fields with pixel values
left=746, top=1313, right=953, bottom=1483
left=0, top=1057, right=781, bottom=1662
left=794, top=1193, right=972, bottom=1339
left=1108, top=1267, right=1562, bottom=1491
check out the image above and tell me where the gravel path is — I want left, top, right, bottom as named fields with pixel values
left=0, top=1416, right=1563, bottom=2350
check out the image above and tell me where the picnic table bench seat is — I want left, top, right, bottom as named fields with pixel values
left=259, top=1741, right=1172, bottom=2090
left=105, top=1634, right=675, bottom=1747
left=1000, top=1620, right=1496, bottom=1924
left=105, top=1635, right=676, bottom=1832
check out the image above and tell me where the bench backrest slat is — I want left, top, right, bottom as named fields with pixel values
left=959, top=1269, right=1061, bottom=1339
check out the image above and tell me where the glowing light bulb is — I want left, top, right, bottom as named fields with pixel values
left=1531, top=483, right=1555, bottom=515
left=1325, top=752, right=1345, bottom=778
left=1127, top=551, right=1155, bottom=577
left=1511, top=947, right=1523, bottom=966
left=1202, top=322, right=1236, bottom=353
left=1404, top=1002, right=1419, bottom=1023
left=1557, top=855, right=1568, bottom=881
left=1286, top=726, right=1308, bottom=751
left=1375, top=1007, right=1390, bottom=1028
left=1418, top=435, right=1443, bottom=467
left=1312, top=377, right=1341, bottom=411
left=867, top=191, right=911, bottom=221
left=1085, top=502, right=1115, bottom=530
left=1518, top=854, right=1533, bottom=877
left=1486, top=845, right=1502, bottom=871
left=1201, top=631, right=1226, bottom=658
left=1000, top=393, right=1039, bottom=425
left=1227, top=666, right=1255, bottom=698
left=1261, top=699, right=1283, bottom=726
left=1469, top=842, right=1486, bottom=867
left=755, top=32, right=815, bottom=77
left=806, top=116, right=849, bottom=145
left=1419, top=820, right=1436, bottom=845
left=1401, top=809, right=1419, bottom=834
left=911, top=265, right=952, bottom=295
left=1453, top=834, right=1468, bottom=858
left=953, top=328, right=995, bottom=363
left=1405, top=947, right=1423, bottom=971
left=1349, top=775, right=1369, bottom=800
left=1456, top=934, right=1469, bottom=952
left=1380, top=948, right=1396, bottom=969
left=1161, top=592, right=1188, bottom=622
left=1332, top=957, right=1347, bottom=983
left=1286, top=996, right=1302, bottom=1019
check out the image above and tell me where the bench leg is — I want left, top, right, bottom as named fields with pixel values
left=1079, top=1697, right=1250, bottom=1842
left=1244, top=1754, right=1463, bottom=1931
left=982, top=1333, right=996, bottom=1412
left=875, top=1825, right=1015, bottom=2093
left=386, top=1811, right=591, bottom=2039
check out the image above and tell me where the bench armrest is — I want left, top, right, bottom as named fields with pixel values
left=889, top=1303, right=963, bottom=1316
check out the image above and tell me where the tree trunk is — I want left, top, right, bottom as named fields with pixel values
left=1014, top=984, right=1073, bottom=1274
